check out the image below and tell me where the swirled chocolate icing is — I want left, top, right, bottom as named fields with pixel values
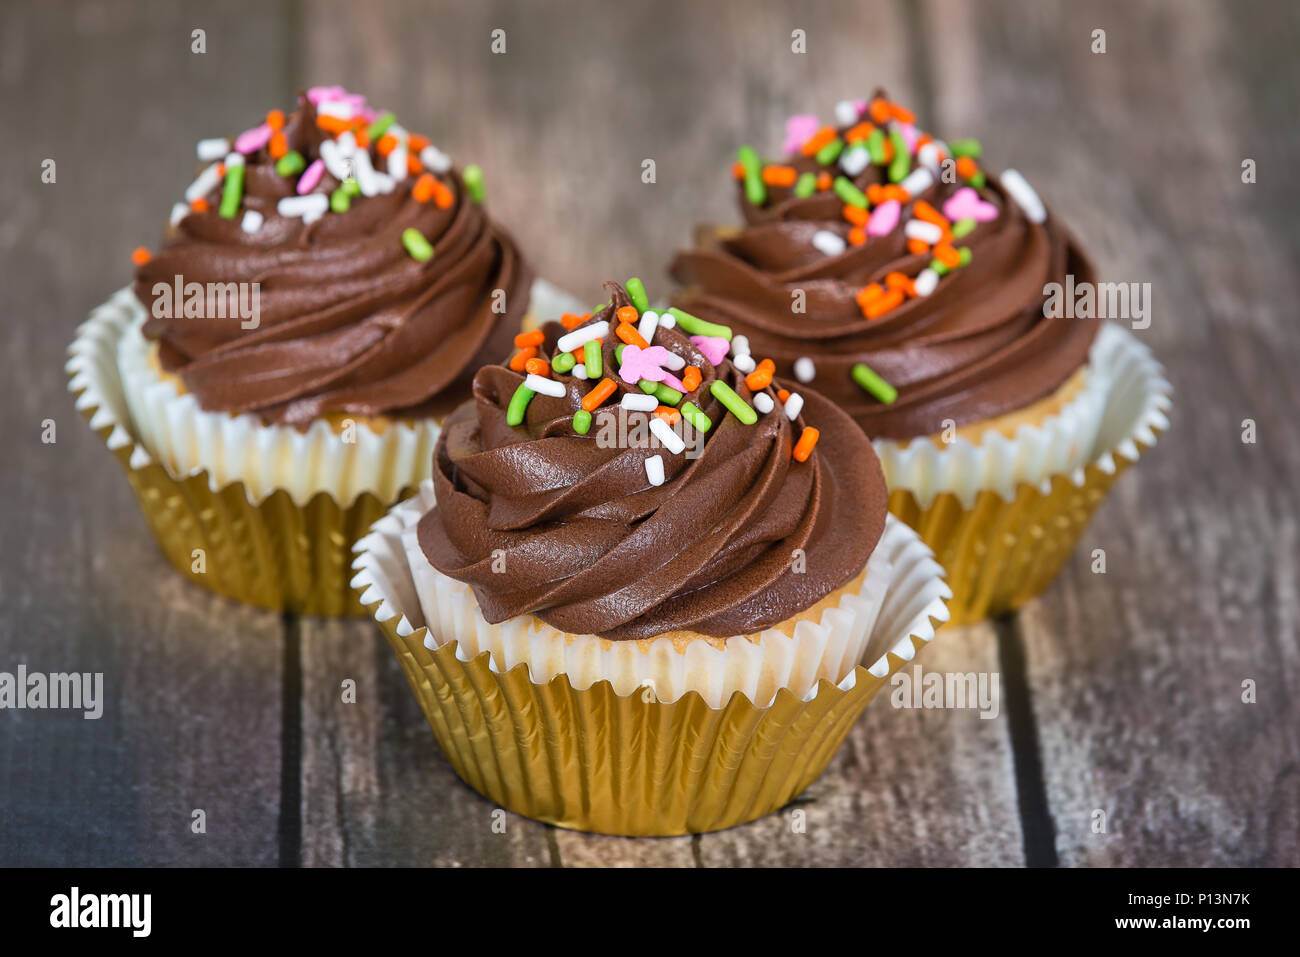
left=670, top=95, right=1098, bottom=441
left=133, top=92, right=531, bottom=428
left=417, top=282, right=887, bottom=641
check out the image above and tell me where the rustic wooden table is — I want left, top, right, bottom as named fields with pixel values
left=2, top=0, right=1296, bottom=867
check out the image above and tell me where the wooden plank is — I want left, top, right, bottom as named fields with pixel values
left=0, top=0, right=293, bottom=866
left=925, top=0, right=1300, bottom=866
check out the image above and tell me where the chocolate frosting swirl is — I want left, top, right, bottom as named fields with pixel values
left=133, top=95, right=532, bottom=428
left=670, top=102, right=1098, bottom=441
left=417, top=282, right=887, bottom=641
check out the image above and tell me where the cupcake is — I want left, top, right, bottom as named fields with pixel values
left=351, top=279, right=951, bottom=835
left=66, top=86, right=535, bottom=615
left=670, top=92, right=1171, bottom=623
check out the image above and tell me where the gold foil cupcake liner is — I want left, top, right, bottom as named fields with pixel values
left=352, top=491, right=950, bottom=835
left=881, top=323, right=1172, bottom=624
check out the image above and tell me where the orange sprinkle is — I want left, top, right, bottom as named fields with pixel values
left=266, top=109, right=285, bottom=131
left=317, top=115, right=351, bottom=135
left=352, top=127, right=369, bottom=151
left=800, top=126, right=836, bottom=157
left=375, top=133, right=399, bottom=157
left=815, top=171, right=832, bottom=191
left=956, top=156, right=979, bottom=180
left=653, top=406, right=681, bottom=425
left=509, top=347, right=537, bottom=372
left=407, top=153, right=423, bottom=176
left=514, top=329, right=545, bottom=348
left=848, top=226, right=867, bottom=246
left=842, top=204, right=868, bottom=227
left=868, top=99, right=891, bottom=124
left=934, top=243, right=962, bottom=268
left=916, top=133, right=934, bottom=149
left=882, top=138, right=895, bottom=163
left=907, top=238, right=930, bottom=256
left=845, top=122, right=875, bottom=143
left=856, top=283, right=885, bottom=307
left=866, top=184, right=885, bottom=206
left=524, top=358, right=550, bottom=377
left=409, top=133, right=430, bottom=152
left=864, top=288, right=904, bottom=319
left=216, top=163, right=226, bottom=177
left=762, top=164, right=798, bottom=187
left=582, top=377, right=617, bottom=412
left=792, top=426, right=821, bottom=462
left=615, top=321, right=649, bottom=349
left=130, top=246, right=151, bottom=267
left=881, top=185, right=910, bottom=203
left=431, top=179, right=454, bottom=209
left=616, top=305, right=639, bottom=325
left=745, top=358, right=775, bottom=392
left=269, top=130, right=288, bottom=159
left=913, top=200, right=950, bottom=227
left=885, top=271, right=912, bottom=291
left=682, top=366, right=702, bottom=392
left=731, top=161, right=746, bottom=179
left=412, top=173, right=437, bottom=203
left=776, top=388, right=791, bottom=402
left=889, top=103, right=916, bottom=124
left=560, top=312, right=587, bottom=330
left=190, top=197, right=210, bottom=213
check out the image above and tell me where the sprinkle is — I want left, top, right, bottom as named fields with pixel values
left=959, top=246, right=973, bottom=266
left=800, top=126, right=836, bottom=157
left=420, top=144, right=452, bottom=174
left=271, top=151, right=303, bottom=179
left=777, top=388, right=790, bottom=402
left=430, top=179, right=454, bottom=208
left=733, top=354, right=756, bottom=374
left=410, top=173, right=436, bottom=204
left=866, top=127, right=888, bottom=165
left=918, top=141, right=946, bottom=173
left=907, top=238, right=930, bottom=256
left=637, top=309, right=660, bottom=343
left=659, top=311, right=676, bottom=329
left=524, top=358, right=550, bottom=376
left=266, top=108, right=285, bottom=131
left=814, top=137, right=844, bottom=166
left=169, top=202, right=189, bottom=227
left=190, top=197, right=210, bottom=213
left=625, top=277, right=650, bottom=313
left=851, top=362, right=898, bottom=404
left=560, top=312, right=587, bottom=329
left=913, top=267, right=940, bottom=297
left=839, top=144, right=871, bottom=177
left=905, top=220, right=944, bottom=244
left=812, top=229, right=846, bottom=257
left=184, top=162, right=223, bottom=203
left=669, top=308, right=732, bottom=342
left=506, top=382, right=535, bottom=426
left=462, top=164, right=486, bottom=204
left=913, top=200, right=950, bottom=228
left=762, top=164, right=799, bottom=187
left=616, top=321, right=650, bottom=349
left=792, top=426, right=820, bottom=462
left=816, top=171, right=833, bottom=191
left=526, top=372, right=565, bottom=398
left=793, top=172, right=818, bottom=198
left=845, top=121, right=874, bottom=143
left=867, top=199, right=901, bottom=237
left=943, top=186, right=998, bottom=223
left=951, top=217, right=976, bottom=238
left=130, top=246, right=151, bottom=266
left=572, top=409, right=592, bottom=435
left=999, top=169, right=1046, bottom=223
left=277, top=194, right=329, bottom=219
left=681, top=366, right=702, bottom=392
left=653, top=380, right=683, bottom=404
left=401, top=227, right=434, bottom=262
left=949, top=138, right=982, bottom=158
left=296, top=158, right=325, bottom=195
left=689, top=335, right=729, bottom=366
left=782, top=113, right=821, bottom=156
left=234, top=123, right=272, bottom=155
left=887, top=128, right=911, bottom=182
left=709, top=380, right=757, bottom=425
left=842, top=204, right=869, bottom=227
left=899, top=167, right=934, bottom=198
left=582, top=377, right=617, bottom=411
left=745, top=358, right=775, bottom=391
left=317, top=99, right=356, bottom=120
left=736, top=144, right=765, bottom=206
left=863, top=288, right=904, bottom=319
left=833, top=176, right=868, bottom=209
left=645, top=455, right=665, bottom=487
left=622, top=392, right=658, bottom=412
left=387, top=142, right=409, bottom=181
left=753, top=392, right=774, bottom=414
left=583, top=339, right=602, bottom=378
left=654, top=406, right=681, bottom=424
left=834, top=99, right=860, bottom=127
left=267, top=131, right=288, bottom=160
left=680, top=401, right=712, bottom=433
left=350, top=150, right=379, bottom=196
left=930, top=258, right=950, bottom=277
left=509, top=347, right=536, bottom=371
left=515, top=329, right=545, bottom=348
left=649, top=416, right=686, bottom=455
left=793, top=357, right=815, bottom=383
left=366, top=111, right=396, bottom=140
left=572, top=363, right=587, bottom=379
left=731, top=334, right=750, bottom=357
left=783, top=391, right=804, bottom=420
left=317, top=139, right=350, bottom=181
left=552, top=351, right=576, bottom=374
left=197, top=137, right=230, bottom=162
left=557, top=320, right=609, bottom=353
left=219, top=154, right=245, bottom=219
left=933, top=243, right=961, bottom=269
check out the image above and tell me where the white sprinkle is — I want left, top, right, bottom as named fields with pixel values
left=1001, top=169, right=1046, bottom=223
left=184, top=162, right=223, bottom=203
left=197, top=137, right=231, bottom=162
left=223, top=151, right=245, bottom=168
left=659, top=350, right=686, bottom=371
left=525, top=373, right=565, bottom=397
left=659, top=312, right=676, bottom=329
left=839, top=144, right=871, bottom=177
left=918, top=141, right=946, bottom=174
left=319, top=138, right=352, bottom=181
left=784, top=392, right=805, bottom=420
left=913, top=267, right=940, bottom=297
left=834, top=100, right=860, bottom=127
left=645, top=454, right=665, bottom=487
left=753, top=392, right=775, bottom=414
left=277, top=194, right=329, bottom=219
left=812, top=229, right=846, bottom=257
left=793, top=357, right=815, bottom=383
left=904, top=220, right=944, bottom=244
left=572, top=363, right=587, bottom=379
left=557, top=321, right=609, bottom=353
left=649, top=416, right=685, bottom=455
left=733, top=354, right=756, bottom=374
left=169, top=202, right=189, bottom=227
left=374, top=171, right=396, bottom=194
left=731, top=334, right=750, bottom=357
left=337, top=131, right=357, bottom=156
left=240, top=209, right=264, bottom=234
left=387, top=143, right=408, bottom=181
left=420, top=144, right=452, bottom=174
left=899, top=167, right=934, bottom=198
left=316, top=100, right=355, bottom=120
left=301, top=207, right=326, bottom=225
left=638, top=309, right=660, bottom=343
left=353, top=149, right=380, bottom=196
left=621, top=393, right=658, bottom=412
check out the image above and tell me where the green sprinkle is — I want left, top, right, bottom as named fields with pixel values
left=592, top=301, right=609, bottom=317
left=275, top=150, right=305, bottom=177
left=614, top=344, right=624, bottom=364
left=949, top=138, right=982, bottom=159
left=401, top=227, right=434, bottom=262
left=814, top=136, right=844, bottom=166
left=366, top=111, right=396, bottom=141
left=654, top=383, right=682, bottom=406
left=639, top=378, right=659, bottom=395
left=793, top=172, right=818, bottom=198
left=625, top=277, right=649, bottom=313
left=833, top=176, right=868, bottom=209
left=342, top=177, right=361, bottom=196
left=666, top=307, right=732, bottom=341
left=967, top=170, right=987, bottom=189
left=958, top=246, right=972, bottom=266
left=506, top=383, right=535, bottom=426
left=329, top=186, right=351, bottom=214
left=851, top=362, right=898, bottom=405
left=709, top=380, right=757, bottom=425
left=680, top=401, right=712, bottom=433
left=218, top=163, right=244, bottom=219
left=866, top=128, right=887, bottom=165
left=888, top=129, right=910, bottom=183
left=572, top=409, right=592, bottom=435
left=462, top=164, right=485, bottom=204
left=736, top=144, right=766, bottom=206
left=584, top=339, right=602, bottom=378
left=552, top=351, right=576, bottom=374
left=951, top=217, right=977, bottom=238
left=930, top=258, right=950, bottom=276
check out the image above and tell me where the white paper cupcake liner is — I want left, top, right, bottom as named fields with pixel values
left=351, top=480, right=952, bottom=710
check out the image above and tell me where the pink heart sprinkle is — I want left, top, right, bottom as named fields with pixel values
left=306, top=85, right=347, bottom=105
left=897, top=122, right=918, bottom=154
left=296, top=159, right=325, bottom=195
left=782, top=114, right=821, bottom=156
left=867, top=199, right=901, bottom=237
left=660, top=372, right=687, bottom=393
left=617, top=344, right=678, bottom=385
left=943, top=186, right=998, bottom=223
left=234, top=123, right=272, bottom=155
left=689, top=335, right=729, bottom=367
